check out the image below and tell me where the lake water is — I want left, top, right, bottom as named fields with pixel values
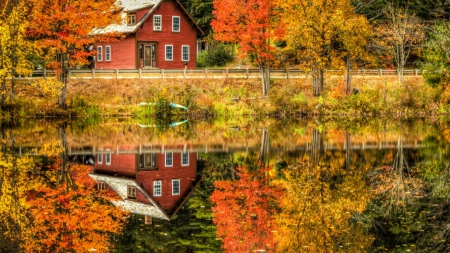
left=1, top=117, right=449, bottom=252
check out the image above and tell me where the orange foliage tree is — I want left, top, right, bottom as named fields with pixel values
left=211, top=0, right=283, bottom=95
left=23, top=162, right=126, bottom=253
left=210, top=166, right=283, bottom=252
left=26, top=0, right=121, bottom=108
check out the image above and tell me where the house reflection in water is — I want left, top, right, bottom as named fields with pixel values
left=89, top=145, right=201, bottom=221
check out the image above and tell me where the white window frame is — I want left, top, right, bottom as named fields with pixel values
left=97, top=154, right=103, bottom=164
left=153, top=180, right=162, bottom=196
left=153, top=15, right=162, bottom=31
left=172, top=16, right=180, bottom=32
left=97, top=46, right=102, bottom=62
left=128, top=13, right=136, bottom=25
left=105, top=45, right=111, bottom=62
left=182, top=152, right=189, bottom=166
left=106, top=152, right=111, bottom=165
left=97, top=182, right=105, bottom=190
left=165, top=45, right=173, bottom=61
left=165, top=152, right=173, bottom=167
left=172, top=179, right=180, bottom=195
left=127, top=186, right=136, bottom=199
left=182, top=45, right=189, bottom=61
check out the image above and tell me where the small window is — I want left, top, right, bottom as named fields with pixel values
left=182, top=45, right=189, bottom=61
left=165, top=152, right=173, bottom=166
left=153, top=15, right=162, bottom=31
left=145, top=215, right=152, bottom=225
left=97, top=46, right=102, bottom=62
left=127, top=186, right=136, bottom=199
left=165, top=45, right=173, bottom=61
left=106, top=153, right=111, bottom=165
left=153, top=180, right=162, bottom=196
left=141, top=153, right=156, bottom=168
left=97, top=182, right=105, bottom=190
left=172, top=179, right=180, bottom=195
left=105, top=46, right=111, bottom=61
left=97, top=154, right=103, bottom=164
left=172, top=16, right=180, bottom=32
left=182, top=152, right=189, bottom=166
left=128, top=13, right=136, bottom=25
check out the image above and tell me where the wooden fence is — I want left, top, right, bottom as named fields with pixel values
left=24, top=68, right=422, bottom=80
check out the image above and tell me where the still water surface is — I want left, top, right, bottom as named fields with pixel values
left=0, top=118, right=449, bottom=252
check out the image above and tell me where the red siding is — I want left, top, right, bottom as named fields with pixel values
left=137, top=2, right=198, bottom=69
left=95, top=34, right=136, bottom=69
left=95, top=153, right=136, bottom=177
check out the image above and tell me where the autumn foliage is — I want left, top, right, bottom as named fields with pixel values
left=210, top=166, right=283, bottom=252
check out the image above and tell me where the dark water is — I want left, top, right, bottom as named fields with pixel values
left=1, top=118, right=449, bottom=252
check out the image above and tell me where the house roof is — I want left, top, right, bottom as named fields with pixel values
left=93, top=0, right=204, bottom=35
left=89, top=173, right=170, bottom=220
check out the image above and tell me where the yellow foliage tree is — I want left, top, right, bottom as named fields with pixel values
left=277, top=0, right=371, bottom=95
left=0, top=0, right=34, bottom=103
left=275, top=163, right=374, bottom=252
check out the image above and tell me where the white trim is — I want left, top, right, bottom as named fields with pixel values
left=153, top=180, right=162, bottom=196
left=127, top=186, right=136, bottom=199
left=106, top=153, right=111, bottom=165
left=105, top=45, right=111, bottom=62
left=153, top=15, right=162, bottom=31
left=97, top=154, right=103, bottom=164
left=165, top=152, right=173, bottom=167
left=182, top=45, right=189, bottom=61
left=182, top=152, right=189, bottom=166
left=97, top=182, right=105, bottom=190
left=172, top=16, right=180, bottom=32
left=97, top=46, right=102, bottom=62
left=165, top=45, right=173, bottom=61
left=172, top=179, right=180, bottom=195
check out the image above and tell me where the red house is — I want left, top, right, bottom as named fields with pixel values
left=94, top=0, right=204, bottom=69
left=89, top=145, right=201, bottom=220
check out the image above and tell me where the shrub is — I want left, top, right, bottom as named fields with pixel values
left=197, top=43, right=234, bottom=68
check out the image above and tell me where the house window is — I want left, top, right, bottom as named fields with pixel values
left=165, top=45, right=173, bottom=61
left=97, top=154, right=102, bottom=164
left=97, top=46, right=102, bottom=61
left=141, top=153, right=156, bottom=168
left=182, top=45, right=189, bottom=61
left=105, top=46, right=111, bottom=61
left=153, top=15, right=162, bottom=31
left=165, top=152, right=173, bottom=166
left=172, top=179, right=180, bottom=195
left=97, top=182, right=105, bottom=190
left=172, top=16, right=180, bottom=32
left=127, top=186, right=136, bottom=199
left=128, top=13, right=136, bottom=25
left=153, top=180, right=162, bottom=196
left=106, top=153, right=111, bottom=165
left=182, top=152, right=189, bottom=166
left=145, top=215, right=152, bottom=225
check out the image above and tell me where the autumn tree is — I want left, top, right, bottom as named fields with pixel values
left=26, top=0, right=121, bottom=108
left=422, top=20, right=450, bottom=89
left=212, top=0, right=283, bottom=95
left=0, top=0, right=34, bottom=103
left=210, top=166, right=283, bottom=252
left=278, top=0, right=371, bottom=96
left=374, top=4, right=424, bottom=84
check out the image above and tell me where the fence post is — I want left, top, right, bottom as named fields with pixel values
left=415, top=69, right=419, bottom=76
left=183, top=69, right=186, bottom=78
left=246, top=68, right=249, bottom=79
left=139, top=69, right=142, bottom=79
left=379, top=69, right=382, bottom=76
left=286, top=69, right=290, bottom=79
left=205, top=69, right=208, bottom=78
left=226, top=68, right=229, bottom=79
left=115, top=69, right=119, bottom=79
left=161, top=69, right=165, bottom=79
left=43, top=68, right=47, bottom=79
left=92, top=69, right=95, bottom=78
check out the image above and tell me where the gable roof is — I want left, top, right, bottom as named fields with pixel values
left=93, top=0, right=204, bottom=35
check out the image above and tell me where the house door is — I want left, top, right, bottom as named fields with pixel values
left=143, top=45, right=156, bottom=68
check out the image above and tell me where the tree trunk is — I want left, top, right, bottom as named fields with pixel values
left=58, top=53, right=68, bottom=108
left=259, top=62, right=270, bottom=96
left=310, top=128, right=324, bottom=165
left=312, top=65, right=324, bottom=96
left=346, top=52, right=352, bottom=94
left=258, top=129, right=270, bottom=167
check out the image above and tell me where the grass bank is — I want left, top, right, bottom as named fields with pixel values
left=3, top=76, right=449, bottom=118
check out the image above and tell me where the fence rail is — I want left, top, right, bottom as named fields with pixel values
left=22, top=68, right=423, bottom=80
